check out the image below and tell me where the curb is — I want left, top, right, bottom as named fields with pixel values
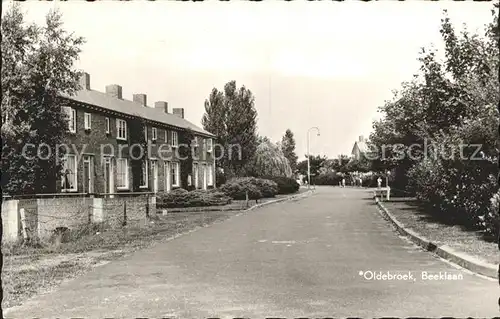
left=245, top=189, right=313, bottom=212
left=373, top=193, right=498, bottom=279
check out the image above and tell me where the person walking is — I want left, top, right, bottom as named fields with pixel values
left=342, top=178, right=346, bottom=188
left=377, top=177, right=382, bottom=189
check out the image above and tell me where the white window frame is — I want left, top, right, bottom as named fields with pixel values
left=117, top=119, right=127, bottom=140
left=144, top=125, right=148, bottom=141
left=105, top=117, right=110, bottom=134
left=207, top=138, right=213, bottom=153
left=61, top=154, right=78, bottom=192
left=165, top=130, right=169, bottom=144
left=152, top=127, right=157, bottom=141
left=193, top=136, right=199, bottom=147
left=116, top=158, right=129, bottom=190
left=171, top=162, right=180, bottom=187
left=64, top=107, right=77, bottom=133
left=140, top=159, right=149, bottom=188
left=84, top=112, right=91, bottom=130
left=171, top=131, right=178, bottom=148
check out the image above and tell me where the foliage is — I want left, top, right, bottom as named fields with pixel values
left=262, top=176, right=300, bottom=194
left=215, top=167, right=226, bottom=187
left=281, top=129, right=298, bottom=173
left=1, top=5, right=84, bottom=194
left=158, top=188, right=232, bottom=208
left=220, top=177, right=278, bottom=200
left=202, top=81, right=258, bottom=179
left=373, top=5, right=499, bottom=233
left=246, top=136, right=292, bottom=178
left=314, top=172, right=344, bottom=186
left=297, top=155, right=327, bottom=179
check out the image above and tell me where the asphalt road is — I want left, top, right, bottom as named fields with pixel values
left=4, top=187, right=499, bottom=318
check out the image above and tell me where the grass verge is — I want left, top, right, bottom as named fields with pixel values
left=381, top=198, right=498, bottom=265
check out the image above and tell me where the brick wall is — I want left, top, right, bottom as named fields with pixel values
left=37, top=197, right=93, bottom=239
left=1, top=194, right=157, bottom=243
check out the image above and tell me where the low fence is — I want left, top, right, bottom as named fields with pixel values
left=2, top=193, right=156, bottom=243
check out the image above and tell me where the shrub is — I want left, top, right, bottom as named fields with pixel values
left=158, top=188, right=232, bottom=208
left=262, top=176, right=299, bottom=194
left=220, top=177, right=278, bottom=200
left=215, top=169, right=227, bottom=187
left=314, top=172, right=343, bottom=185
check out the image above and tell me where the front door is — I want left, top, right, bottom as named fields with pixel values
left=202, top=164, right=207, bottom=190
left=83, top=155, right=94, bottom=193
left=164, top=161, right=171, bottom=192
left=193, top=163, right=199, bottom=189
left=104, top=157, right=114, bottom=195
left=151, top=160, right=158, bottom=193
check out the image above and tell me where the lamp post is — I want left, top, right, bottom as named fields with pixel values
left=307, top=127, right=320, bottom=190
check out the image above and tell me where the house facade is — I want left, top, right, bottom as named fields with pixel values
left=58, top=72, right=216, bottom=194
left=351, top=135, right=368, bottom=161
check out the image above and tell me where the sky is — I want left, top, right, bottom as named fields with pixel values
left=8, top=1, right=495, bottom=159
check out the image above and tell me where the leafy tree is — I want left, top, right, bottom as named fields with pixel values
left=202, top=81, right=258, bottom=178
left=1, top=5, right=84, bottom=195
left=246, top=137, right=292, bottom=178
left=297, top=155, right=327, bottom=180
left=281, top=129, right=298, bottom=173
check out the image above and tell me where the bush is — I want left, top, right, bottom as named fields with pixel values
left=220, top=177, right=278, bottom=200
left=314, top=172, right=343, bottom=185
left=215, top=169, right=226, bottom=187
left=262, top=176, right=299, bottom=194
left=158, top=188, right=232, bottom=208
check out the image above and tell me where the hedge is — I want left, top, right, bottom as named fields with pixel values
left=220, top=177, right=278, bottom=200
left=158, top=188, right=232, bottom=208
left=262, top=176, right=299, bottom=194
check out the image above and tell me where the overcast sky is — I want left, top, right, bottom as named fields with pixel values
left=10, top=1, right=494, bottom=159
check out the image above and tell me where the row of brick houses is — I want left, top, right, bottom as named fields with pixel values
left=57, top=72, right=216, bottom=194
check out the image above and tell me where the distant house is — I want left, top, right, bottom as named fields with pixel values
left=351, top=135, right=368, bottom=161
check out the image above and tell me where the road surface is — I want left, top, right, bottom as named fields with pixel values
left=4, top=187, right=499, bottom=317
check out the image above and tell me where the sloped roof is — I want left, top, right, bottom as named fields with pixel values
left=61, top=89, right=214, bottom=137
left=351, top=141, right=369, bottom=156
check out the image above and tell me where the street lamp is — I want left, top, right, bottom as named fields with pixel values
left=307, top=127, right=320, bottom=190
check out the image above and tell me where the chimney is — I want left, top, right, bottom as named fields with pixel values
left=155, top=101, right=169, bottom=113
left=105, top=84, right=123, bottom=99
left=359, top=135, right=364, bottom=142
left=79, top=72, right=90, bottom=90
left=172, top=108, right=184, bottom=119
left=133, top=94, right=147, bottom=106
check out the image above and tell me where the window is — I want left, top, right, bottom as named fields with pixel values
left=84, top=112, right=91, bottom=130
left=165, top=130, right=169, bottom=144
left=63, top=107, right=76, bottom=133
left=171, top=131, right=178, bottom=147
left=152, top=127, right=157, bottom=141
left=116, top=158, right=129, bottom=189
left=171, top=162, right=180, bottom=187
left=207, top=139, right=213, bottom=153
left=61, top=154, right=77, bottom=192
left=208, top=164, right=214, bottom=186
left=140, top=159, right=148, bottom=188
left=144, top=126, right=148, bottom=140
left=117, top=119, right=127, bottom=140
left=105, top=117, right=110, bottom=134
left=193, top=136, right=199, bottom=147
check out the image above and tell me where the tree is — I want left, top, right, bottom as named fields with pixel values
left=246, top=136, right=292, bottom=178
left=1, top=5, right=84, bottom=195
left=202, top=81, right=258, bottom=178
left=281, top=129, right=298, bottom=173
left=297, top=155, right=327, bottom=180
